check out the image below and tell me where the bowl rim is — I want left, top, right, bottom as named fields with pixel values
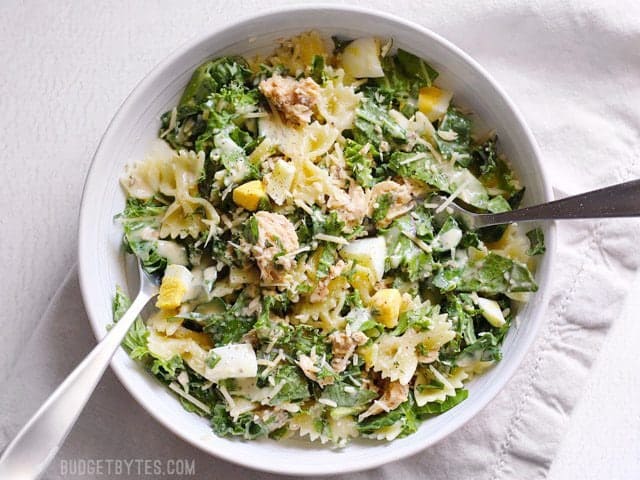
left=78, top=3, right=556, bottom=476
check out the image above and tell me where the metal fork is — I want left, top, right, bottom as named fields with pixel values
left=0, top=260, right=160, bottom=480
left=430, top=179, right=640, bottom=229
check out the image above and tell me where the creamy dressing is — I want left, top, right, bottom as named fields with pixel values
left=346, top=308, right=372, bottom=331
left=435, top=227, right=462, bottom=251
left=156, top=240, right=188, bottom=266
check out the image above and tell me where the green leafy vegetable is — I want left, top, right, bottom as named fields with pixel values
left=526, top=228, right=546, bottom=255
left=354, top=98, right=407, bottom=147
left=268, top=365, right=311, bottom=406
left=433, top=252, right=537, bottom=294
left=486, top=195, right=512, bottom=214
left=395, top=49, right=439, bottom=87
left=297, top=208, right=348, bottom=243
left=321, top=381, right=377, bottom=407
left=344, top=289, right=365, bottom=310
left=151, top=355, right=184, bottom=382
left=372, top=193, right=393, bottom=224
left=392, top=303, right=435, bottom=335
left=203, top=294, right=256, bottom=345
left=445, top=294, right=477, bottom=345
left=344, top=139, right=376, bottom=187
left=207, top=124, right=260, bottom=190
left=310, top=54, right=326, bottom=84
left=384, top=211, right=434, bottom=281
left=414, top=389, right=468, bottom=417
left=317, top=244, right=338, bottom=278
left=472, top=137, right=523, bottom=202
left=282, top=324, right=330, bottom=358
left=179, top=56, right=253, bottom=108
left=387, top=151, right=491, bottom=211
left=320, top=211, right=346, bottom=237
left=358, top=399, right=418, bottom=437
left=112, top=285, right=150, bottom=360
left=243, top=215, right=260, bottom=244
left=369, top=49, right=438, bottom=117
left=211, top=404, right=268, bottom=439
left=435, top=107, right=473, bottom=166
left=160, top=57, right=258, bottom=157
left=206, top=351, right=221, bottom=369
left=432, top=216, right=462, bottom=253
left=116, top=198, right=168, bottom=274
left=457, top=330, right=505, bottom=365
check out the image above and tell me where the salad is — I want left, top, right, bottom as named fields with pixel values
left=114, top=32, right=544, bottom=446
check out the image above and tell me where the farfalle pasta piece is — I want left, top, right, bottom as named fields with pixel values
left=316, top=69, right=363, bottom=131
left=414, top=366, right=468, bottom=405
left=370, top=329, right=428, bottom=385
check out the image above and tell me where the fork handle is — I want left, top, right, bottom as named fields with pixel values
left=0, top=290, right=152, bottom=480
left=477, top=179, right=640, bottom=227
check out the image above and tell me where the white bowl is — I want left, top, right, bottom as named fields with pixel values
left=78, top=5, right=555, bottom=476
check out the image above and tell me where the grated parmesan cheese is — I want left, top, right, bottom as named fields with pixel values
left=262, top=380, right=287, bottom=405
left=401, top=230, right=432, bottom=253
left=313, top=233, right=349, bottom=245
left=435, top=179, right=470, bottom=214
left=318, top=398, right=338, bottom=408
left=398, top=152, right=428, bottom=165
left=261, top=349, right=285, bottom=377
left=168, top=382, right=211, bottom=414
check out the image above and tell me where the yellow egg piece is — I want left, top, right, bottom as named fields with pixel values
left=418, top=86, right=453, bottom=122
left=155, top=264, right=193, bottom=310
left=369, top=288, right=402, bottom=328
left=357, top=342, right=375, bottom=368
left=156, top=277, right=187, bottom=310
left=232, top=180, right=266, bottom=211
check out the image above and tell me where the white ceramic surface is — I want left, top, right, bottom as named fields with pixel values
left=78, top=5, right=555, bottom=476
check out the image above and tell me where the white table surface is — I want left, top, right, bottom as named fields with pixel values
left=1, top=1, right=639, bottom=478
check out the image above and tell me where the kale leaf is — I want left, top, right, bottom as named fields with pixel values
left=203, top=293, right=256, bottom=346
left=432, top=252, right=537, bottom=294
left=445, top=293, right=477, bottom=346
left=179, top=56, right=253, bottom=108
left=387, top=151, right=491, bottom=211
left=414, top=389, right=468, bottom=417
left=116, top=198, right=168, bottom=274
left=471, top=136, right=523, bottom=202
left=160, top=57, right=258, bottom=159
left=384, top=212, right=434, bottom=282
left=456, top=330, right=505, bottom=365
left=354, top=98, right=407, bottom=147
left=344, top=139, right=376, bottom=187
left=268, top=365, right=311, bottom=406
left=210, top=404, right=268, bottom=439
left=357, top=398, right=418, bottom=438
left=112, top=285, right=150, bottom=360
left=435, top=107, right=473, bottom=166
left=526, top=228, right=546, bottom=255
left=150, top=355, right=184, bottom=382
left=369, top=49, right=438, bottom=117
left=392, top=303, right=435, bottom=335
left=372, top=193, right=393, bottom=224
left=321, top=381, right=378, bottom=408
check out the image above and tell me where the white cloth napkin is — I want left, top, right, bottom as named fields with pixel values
left=2, top=0, right=640, bottom=478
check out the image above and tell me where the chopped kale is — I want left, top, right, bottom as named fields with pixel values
left=526, top=228, right=546, bottom=255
